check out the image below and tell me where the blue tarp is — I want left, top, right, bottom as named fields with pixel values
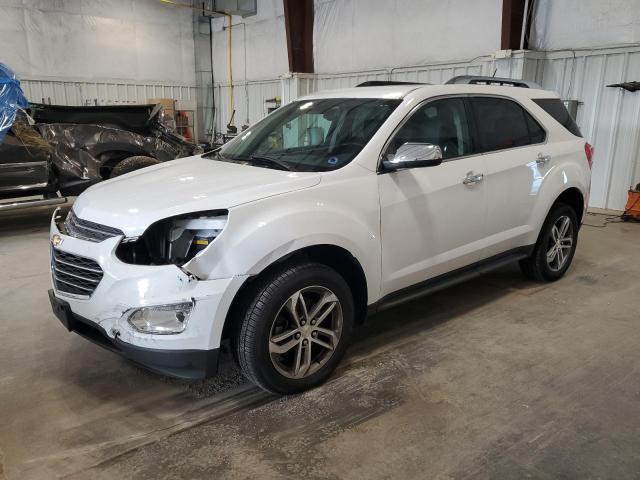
left=0, top=63, right=29, bottom=144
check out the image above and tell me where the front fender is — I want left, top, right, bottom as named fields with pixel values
left=185, top=174, right=382, bottom=304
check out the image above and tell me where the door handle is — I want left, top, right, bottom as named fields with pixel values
left=536, top=153, right=551, bottom=166
left=463, top=172, right=484, bottom=185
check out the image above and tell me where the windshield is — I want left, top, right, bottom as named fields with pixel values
left=207, top=98, right=401, bottom=172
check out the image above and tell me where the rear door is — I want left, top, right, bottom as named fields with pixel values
left=468, top=96, right=548, bottom=257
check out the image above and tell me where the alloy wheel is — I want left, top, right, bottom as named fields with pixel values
left=268, top=286, right=343, bottom=379
left=546, top=215, right=573, bottom=271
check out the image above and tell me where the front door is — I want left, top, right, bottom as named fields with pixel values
left=378, top=97, right=488, bottom=297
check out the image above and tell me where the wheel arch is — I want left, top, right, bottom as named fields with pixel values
left=554, top=187, right=585, bottom=221
left=94, top=146, right=155, bottom=179
left=221, top=244, right=369, bottom=342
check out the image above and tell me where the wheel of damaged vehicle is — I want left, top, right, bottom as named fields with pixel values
left=110, top=156, right=160, bottom=177
left=234, top=263, right=354, bottom=394
left=519, top=203, right=578, bottom=282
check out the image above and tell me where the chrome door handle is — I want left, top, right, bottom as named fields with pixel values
left=536, top=153, right=551, bottom=166
left=463, top=172, right=484, bottom=185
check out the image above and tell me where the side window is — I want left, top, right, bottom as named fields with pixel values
left=470, top=97, right=543, bottom=152
left=386, top=98, right=472, bottom=160
left=525, top=110, right=546, bottom=144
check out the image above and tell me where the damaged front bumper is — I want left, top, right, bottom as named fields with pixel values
left=48, top=213, right=245, bottom=379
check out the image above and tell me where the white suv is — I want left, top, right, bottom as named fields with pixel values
left=49, top=77, right=592, bottom=394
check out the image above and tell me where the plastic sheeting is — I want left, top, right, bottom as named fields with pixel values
left=0, top=0, right=195, bottom=85
left=313, top=0, right=502, bottom=74
left=208, top=0, right=287, bottom=82
left=0, top=63, right=28, bottom=144
left=530, top=0, right=640, bottom=50
left=37, top=123, right=199, bottom=182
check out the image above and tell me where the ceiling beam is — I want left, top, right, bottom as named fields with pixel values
left=501, top=0, right=534, bottom=50
left=283, top=0, right=314, bottom=73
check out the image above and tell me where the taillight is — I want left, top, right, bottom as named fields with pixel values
left=584, top=142, right=594, bottom=169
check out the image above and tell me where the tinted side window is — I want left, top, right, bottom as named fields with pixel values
left=470, top=97, right=533, bottom=152
left=525, top=110, right=546, bottom=144
left=533, top=98, right=582, bottom=137
left=386, top=98, right=472, bottom=160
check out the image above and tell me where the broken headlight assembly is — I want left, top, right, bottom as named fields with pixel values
left=116, top=210, right=227, bottom=266
left=128, top=301, right=193, bottom=335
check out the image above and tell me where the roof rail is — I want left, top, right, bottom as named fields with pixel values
left=356, top=80, right=428, bottom=87
left=446, top=75, right=541, bottom=89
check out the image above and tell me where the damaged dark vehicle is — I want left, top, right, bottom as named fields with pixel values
left=0, top=64, right=201, bottom=211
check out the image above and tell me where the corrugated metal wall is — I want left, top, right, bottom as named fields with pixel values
left=526, top=47, right=640, bottom=210
left=20, top=78, right=196, bottom=106
left=210, top=79, right=280, bottom=137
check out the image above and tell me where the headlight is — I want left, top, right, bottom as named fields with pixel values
left=116, top=210, right=227, bottom=266
left=128, top=302, right=193, bottom=334
left=168, top=215, right=227, bottom=265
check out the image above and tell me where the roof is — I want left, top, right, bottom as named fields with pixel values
left=298, top=85, right=422, bottom=101
left=297, top=83, right=558, bottom=102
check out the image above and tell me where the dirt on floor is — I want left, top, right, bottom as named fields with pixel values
left=0, top=207, right=639, bottom=479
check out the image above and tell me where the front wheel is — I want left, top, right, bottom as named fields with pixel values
left=234, top=263, right=354, bottom=394
left=520, top=203, right=579, bottom=281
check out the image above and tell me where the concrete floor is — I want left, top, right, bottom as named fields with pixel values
left=1, top=205, right=639, bottom=480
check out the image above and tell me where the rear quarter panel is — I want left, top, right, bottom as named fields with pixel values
left=526, top=136, right=590, bottom=241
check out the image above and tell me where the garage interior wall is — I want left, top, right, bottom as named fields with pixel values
left=0, top=0, right=197, bottom=105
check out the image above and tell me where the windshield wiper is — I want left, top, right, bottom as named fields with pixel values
left=247, top=154, right=295, bottom=171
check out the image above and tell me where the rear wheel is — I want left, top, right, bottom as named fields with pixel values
left=519, top=203, right=578, bottom=281
left=110, top=155, right=160, bottom=177
left=234, top=263, right=354, bottom=394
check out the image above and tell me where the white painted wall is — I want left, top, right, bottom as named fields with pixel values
left=0, top=0, right=195, bottom=85
left=530, top=0, right=640, bottom=50
left=314, top=0, right=503, bottom=73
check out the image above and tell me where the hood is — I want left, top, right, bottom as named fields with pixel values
left=72, top=155, right=321, bottom=236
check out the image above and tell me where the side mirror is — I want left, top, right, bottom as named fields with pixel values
left=382, top=142, right=443, bottom=171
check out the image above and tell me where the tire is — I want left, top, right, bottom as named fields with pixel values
left=519, top=203, right=579, bottom=282
left=234, top=262, right=354, bottom=395
left=110, top=156, right=160, bottom=178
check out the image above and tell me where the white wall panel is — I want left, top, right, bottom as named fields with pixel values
left=20, top=78, right=196, bottom=106
left=280, top=58, right=495, bottom=104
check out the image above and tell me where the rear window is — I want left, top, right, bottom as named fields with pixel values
left=533, top=98, right=582, bottom=137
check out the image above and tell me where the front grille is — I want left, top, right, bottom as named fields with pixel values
left=63, top=210, right=124, bottom=243
left=51, top=248, right=104, bottom=297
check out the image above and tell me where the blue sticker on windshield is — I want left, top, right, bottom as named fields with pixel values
left=328, top=157, right=338, bottom=165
